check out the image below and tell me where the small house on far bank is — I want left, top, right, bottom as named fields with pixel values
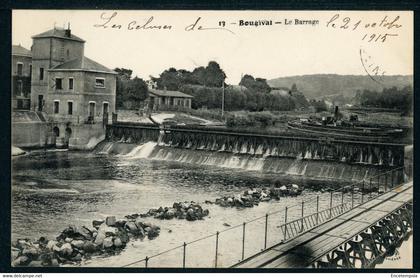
left=148, top=88, right=193, bottom=110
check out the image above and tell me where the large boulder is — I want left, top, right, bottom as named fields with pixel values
left=71, top=240, right=85, bottom=249
left=92, top=220, right=105, bottom=229
left=125, top=221, right=137, bottom=231
left=164, top=208, right=176, bottom=220
left=147, top=226, right=160, bottom=239
left=59, top=243, right=73, bottom=257
left=12, top=255, right=30, bottom=266
left=57, top=225, right=91, bottom=241
left=115, top=219, right=127, bottom=228
left=15, top=239, right=31, bottom=250
left=27, top=260, right=44, bottom=267
left=22, top=246, right=40, bottom=260
left=103, top=237, right=114, bottom=248
left=93, top=229, right=106, bottom=246
left=113, top=237, right=123, bottom=248
left=106, top=216, right=117, bottom=226
left=98, top=223, right=118, bottom=237
left=11, top=247, right=20, bottom=261
left=82, top=241, right=96, bottom=253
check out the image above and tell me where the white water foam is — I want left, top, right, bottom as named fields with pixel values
left=124, top=141, right=158, bottom=159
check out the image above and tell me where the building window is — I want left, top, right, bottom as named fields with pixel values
left=39, top=68, right=44, bottom=80
left=69, top=78, right=74, bottom=90
left=103, top=102, right=109, bottom=114
left=17, top=63, right=23, bottom=76
left=66, top=49, right=70, bottom=59
left=17, top=80, right=23, bottom=96
left=55, top=78, right=63, bottom=90
left=54, top=101, right=60, bottom=114
left=68, top=101, right=73, bottom=115
left=95, top=78, right=105, bottom=88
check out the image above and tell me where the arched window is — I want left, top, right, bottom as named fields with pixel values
left=53, top=127, right=60, bottom=137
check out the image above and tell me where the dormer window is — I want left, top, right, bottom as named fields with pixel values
left=95, top=78, right=105, bottom=88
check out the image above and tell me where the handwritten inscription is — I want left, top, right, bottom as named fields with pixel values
left=93, top=12, right=234, bottom=34
left=326, top=14, right=402, bottom=43
left=92, top=11, right=405, bottom=52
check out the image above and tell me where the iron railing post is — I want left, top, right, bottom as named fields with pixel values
left=182, top=242, right=186, bottom=268
left=391, top=169, right=394, bottom=188
left=341, top=185, right=345, bottom=213
left=316, top=195, right=319, bottom=225
left=242, top=222, right=246, bottom=260
left=301, top=201, right=304, bottom=232
left=329, top=191, right=333, bottom=218
left=264, top=214, right=268, bottom=249
left=378, top=172, right=380, bottom=192
left=385, top=172, right=388, bottom=192
left=351, top=184, right=354, bottom=208
left=284, top=207, right=288, bottom=241
left=362, top=180, right=365, bottom=203
left=370, top=177, right=372, bottom=199
left=145, top=256, right=149, bottom=268
left=215, top=231, right=219, bottom=268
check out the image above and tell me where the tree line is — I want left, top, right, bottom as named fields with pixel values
left=114, top=61, right=309, bottom=111
left=354, top=86, right=413, bottom=114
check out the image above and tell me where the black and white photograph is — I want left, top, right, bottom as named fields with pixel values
left=9, top=10, right=413, bottom=269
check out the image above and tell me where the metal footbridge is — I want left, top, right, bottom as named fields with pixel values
left=233, top=180, right=413, bottom=268
left=122, top=167, right=412, bottom=268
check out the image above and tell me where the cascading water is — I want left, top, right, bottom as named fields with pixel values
left=103, top=125, right=405, bottom=183
left=97, top=141, right=389, bottom=182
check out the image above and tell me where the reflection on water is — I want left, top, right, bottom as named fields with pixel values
left=12, top=150, right=346, bottom=267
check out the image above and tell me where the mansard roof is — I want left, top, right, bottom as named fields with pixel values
left=12, top=45, right=32, bottom=57
left=50, top=56, right=117, bottom=74
left=32, top=28, right=85, bottom=42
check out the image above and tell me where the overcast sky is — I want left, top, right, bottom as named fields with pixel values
left=12, top=10, right=413, bottom=84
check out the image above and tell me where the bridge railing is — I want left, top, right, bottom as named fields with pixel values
left=122, top=166, right=406, bottom=268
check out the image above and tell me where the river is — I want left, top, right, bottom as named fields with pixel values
left=11, top=144, right=406, bottom=268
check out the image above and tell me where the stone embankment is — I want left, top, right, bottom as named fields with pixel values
left=11, top=216, right=160, bottom=267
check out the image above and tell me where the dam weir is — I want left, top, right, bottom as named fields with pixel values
left=103, top=123, right=406, bottom=183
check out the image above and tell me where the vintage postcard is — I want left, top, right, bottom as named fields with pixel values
left=10, top=10, right=413, bottom=269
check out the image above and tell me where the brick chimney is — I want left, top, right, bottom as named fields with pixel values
left=65, top=23, right=71, bottom=37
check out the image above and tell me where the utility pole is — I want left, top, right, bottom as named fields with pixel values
left=221, top=81, right=225, bottom=117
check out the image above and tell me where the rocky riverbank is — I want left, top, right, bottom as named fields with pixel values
left=135, top=201, right=210, bottom=221
left=11, top=216, right=161, bottom=267
left=210, top=184, right=303, bottom=208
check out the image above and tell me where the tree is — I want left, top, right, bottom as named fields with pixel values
left=114, top=67, right=149, bottom=109
left=239, top=75, right=270, bottom=94
left=203, top=61, right=226, bottom=87
left=114, top=68, right=133, bottom=80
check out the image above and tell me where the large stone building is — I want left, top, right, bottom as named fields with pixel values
left=12, top=26, right=117, bottom=149
left=12, top=45, right=32, bottom=110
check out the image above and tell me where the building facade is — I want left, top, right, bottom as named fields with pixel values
left=149, top=88, right=193, bottom=110
left=12, top=45, right=32, bottom=110
left=14, top=26, right=117, bottom=149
